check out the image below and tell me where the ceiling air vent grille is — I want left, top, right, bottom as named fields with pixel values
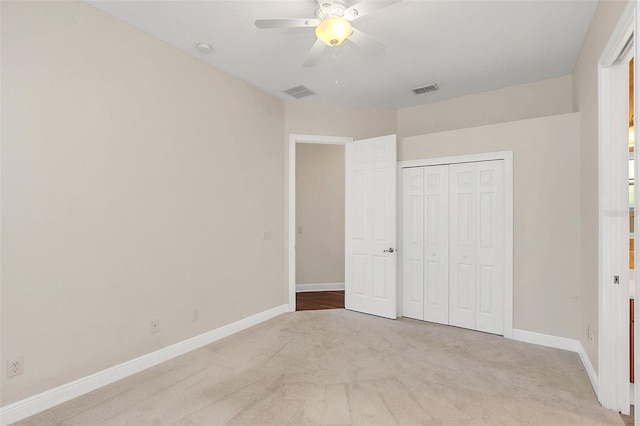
left=283, top=85, right=315, bottom=99
left=413, top=83, right=439, bottom=95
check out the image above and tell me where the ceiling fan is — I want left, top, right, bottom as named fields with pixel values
left=255, top=0, right=400, bottom=67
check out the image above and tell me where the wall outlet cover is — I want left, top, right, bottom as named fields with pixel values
left=7, top=357, right=24, bottom=378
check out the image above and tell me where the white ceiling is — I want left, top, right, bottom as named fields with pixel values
left=89, top=0, right=598, bottom=109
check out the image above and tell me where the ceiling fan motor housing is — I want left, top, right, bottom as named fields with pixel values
left=314, top=1, right=356, bottom=46
left=315, top=1, right=357, bottom=21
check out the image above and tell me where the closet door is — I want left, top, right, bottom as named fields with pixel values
left=449, top=163, right=477, bottom=330
left=475, top=160, right=505, bottom=335
left=402, top=168, right=425, bottom=320
left=423, top=165, right=449, bottom=324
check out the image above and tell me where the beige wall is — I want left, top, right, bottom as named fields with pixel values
left=296, top=144, right=345, bottom=285
left=572, top=0, right=629, bottom=372
left=397, top=75, right=574, bottom=138
left=400, top=113, right=581, bottom=339
left=285, top=102, right=397, bottom=141
left=1, top=1, right=285, bottom=405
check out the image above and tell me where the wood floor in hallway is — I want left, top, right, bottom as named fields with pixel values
left=296, top=290, right=344, bottom=311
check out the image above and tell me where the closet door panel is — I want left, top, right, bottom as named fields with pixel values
left=449, top=163, right=477, bottom=330
left=423, top=165, right=449, bottom=324
left=475, top=160, right=505, bottom=335
left=402, top=168, right=424, bottom=320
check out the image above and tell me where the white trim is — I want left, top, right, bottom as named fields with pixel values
left=597, top=1, right=635, bottom=414
left=400, top=151, right=512, bottom=169
left=512, top=329, right=598, bottom=394
left=598, top=1, right=634, bottom=67
left=296, top=282, right=345, bottom=292
left=634, top=4, right=639, bottom=420
left=396, top=164, right=404, bottom=318
left=577, top=342, right=600, bottom=395
left=512, top=328, right=581, bottom=352
left=0, top=304, right=288, bottom=426
left=397, top=150, right=514, bottom=338
left=288, top=134, right=353, bottom=312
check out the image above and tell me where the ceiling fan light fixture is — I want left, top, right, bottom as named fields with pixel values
left=315, top=17, right=353, bottom=46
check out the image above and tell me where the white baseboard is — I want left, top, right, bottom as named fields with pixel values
left=511, top=328, right=580, bottom=352
left=576, top=342, right=599, bottom=395
left=296, top=282, right=345, bottom=293
left=0, top=304, right=288, bottom=426
left=511, top=329, right=598, bottom=394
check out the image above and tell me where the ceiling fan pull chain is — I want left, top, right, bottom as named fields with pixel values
left=333, top=52, right=339, bottom=86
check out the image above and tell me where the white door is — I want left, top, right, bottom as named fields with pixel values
left=402, top=167, right=425, bottom=320
left=475, top=160, right=505, bottom=334
left=423, top=165, right=450, bottom=324
left=345, top=135, right=397, bottom=319
left=449, top=160, right=505, bottom=334
left=402, top=165, right=449, bottom=323
left=449, top=162, right=477, bottom=330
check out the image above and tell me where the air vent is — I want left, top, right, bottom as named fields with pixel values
left=413, top=83, right=439, bottom=95
left=283, top=85, right=315, bottom=99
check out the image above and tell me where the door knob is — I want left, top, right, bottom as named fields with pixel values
left=383, top=248, right=395, bottom=253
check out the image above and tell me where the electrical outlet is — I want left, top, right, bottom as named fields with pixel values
left=7, top=357, right=23, bottom=378
left=192, top=310, right=199, bottom=321
left=150, top=319, right=160, bottom=334
left=263, top=231, right=272, bottom=240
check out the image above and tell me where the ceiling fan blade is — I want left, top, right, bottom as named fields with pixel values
left=347, top=28, right=385, bottom=55
left=303, top=39, right=326, bottom=67
left=255, top=18, right=319, bottom=29
left=344, top=0, right=401, bottom=21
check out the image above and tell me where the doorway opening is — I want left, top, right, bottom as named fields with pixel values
left=288, top=133, right=398, bottom=318
left=295, top=142, right=346, bottom=311
left=288, top=134, right=352, bottom=312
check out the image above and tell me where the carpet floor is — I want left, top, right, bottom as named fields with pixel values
left=17, top=309, right=624, bottom=425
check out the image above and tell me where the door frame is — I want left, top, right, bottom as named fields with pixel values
left=397, top=151, right=514, bottom=338
left=597, top=0, right=635, bottom=414
left=287, top=134, right=353, bottom=311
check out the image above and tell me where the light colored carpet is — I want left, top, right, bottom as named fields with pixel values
left=17, top=309, right=624, bottom=425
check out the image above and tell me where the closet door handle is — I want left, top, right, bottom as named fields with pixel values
left=383, top=248, right=395, bottom=253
